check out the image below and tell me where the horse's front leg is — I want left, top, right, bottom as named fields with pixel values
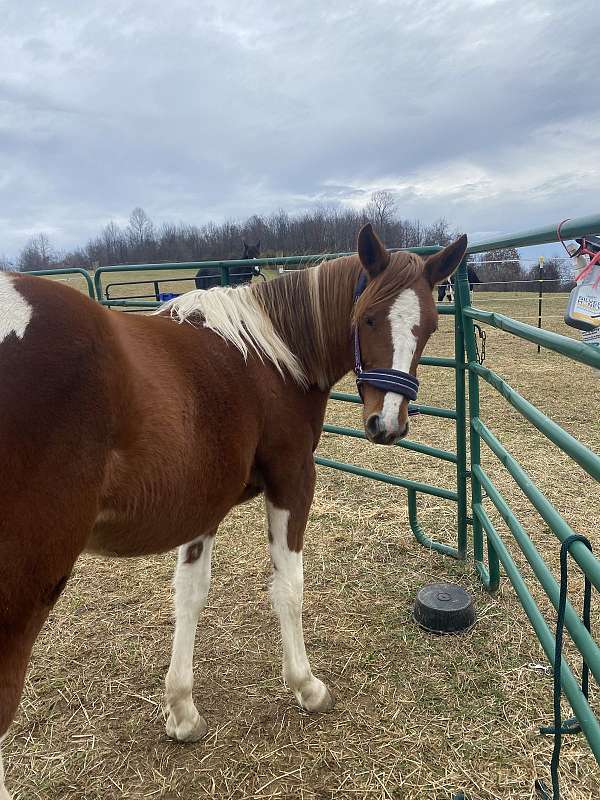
left=265, top=461, right=333, bottom=713
left=165, top=533, right=215, bottom=742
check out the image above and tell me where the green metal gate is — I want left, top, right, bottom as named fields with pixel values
left=90, top=214, right=600, bottom=769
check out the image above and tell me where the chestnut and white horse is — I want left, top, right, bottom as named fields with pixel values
left=0, top=224, right=466, bottom=796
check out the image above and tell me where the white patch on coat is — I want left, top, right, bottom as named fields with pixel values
left=164, top=535, right=214, bottom=742
left=0, top=274, right=32, bottom=344
left=266, top=500, right=331, bottom=712
left=380, top=288, right=421, bottom=431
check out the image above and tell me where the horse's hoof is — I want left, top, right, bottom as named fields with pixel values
left=298, top=678, right=335, bottom=713
left=166, top=708, right=208, bottom=742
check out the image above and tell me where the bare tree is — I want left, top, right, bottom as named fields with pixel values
left=18, top=233, right=54, bottom=272
left=523, top=257, right=566, bottom=293
left=0, top=255, right=14, bottom=272
left=477, top=247, right=523, bottom=291
left=366, top=190, right=397, bottom=230
left=127, top=207, right=154, bottom=260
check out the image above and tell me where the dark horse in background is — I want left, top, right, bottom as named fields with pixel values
left=437, top=265, right=480, bottom=302
left=194, top=241, right=261, bottom=290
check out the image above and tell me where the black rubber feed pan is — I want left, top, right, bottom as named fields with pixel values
left=413, top=582, right=476, bottom=634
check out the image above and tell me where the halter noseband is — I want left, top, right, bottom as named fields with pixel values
left=353, top=273, right=420, bottom=414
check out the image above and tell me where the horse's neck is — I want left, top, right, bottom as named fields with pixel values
left=255, top=257, right=361, bottom=391
left=313, top=258, right=362, bottom=387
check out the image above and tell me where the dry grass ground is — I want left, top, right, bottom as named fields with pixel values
left=4, top=281, right=599, bottom=799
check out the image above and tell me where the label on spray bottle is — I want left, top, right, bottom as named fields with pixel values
left=564, top=245, right=600, bottom=331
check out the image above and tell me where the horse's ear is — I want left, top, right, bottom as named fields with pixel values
left=424, top=234, right=468, bottom=287
left=357, top=223, right=390, bottom=278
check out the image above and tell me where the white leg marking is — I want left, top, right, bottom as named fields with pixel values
left=381, top=288, right=421, bottom=431
left=165, top=535, right=214, bottom=742
left=0, top=736, right=11, bottom=800
left=266, top=500, right=333, bottom=713
left=0, top=274, right=32, bottom=344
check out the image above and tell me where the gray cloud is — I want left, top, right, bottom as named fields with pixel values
left=0, top=0, right=598, bottom=258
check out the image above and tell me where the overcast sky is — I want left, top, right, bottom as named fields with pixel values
left=1, top=0, right=598, bottom=260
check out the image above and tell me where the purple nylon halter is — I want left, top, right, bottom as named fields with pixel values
left=353, top=273, right=420, bottom=415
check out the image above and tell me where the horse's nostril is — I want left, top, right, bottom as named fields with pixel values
left=366, top=414, right=381, bottom=439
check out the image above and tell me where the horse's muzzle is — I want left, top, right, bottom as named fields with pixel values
left=365, top=413, right=409, bottom=445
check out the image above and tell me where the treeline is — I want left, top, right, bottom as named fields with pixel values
left=4, top=193, right=573, bottom=291
left=473, top=247, right=571, bottom=293
left=9, top=197, right=457, bottom=273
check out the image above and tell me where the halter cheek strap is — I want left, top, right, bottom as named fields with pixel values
left=353, top=273, right=420, bottom=413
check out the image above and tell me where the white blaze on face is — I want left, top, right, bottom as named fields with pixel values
left=380, top=288, right=421, bottom=431
left=0, top=274, right=32, bottom=344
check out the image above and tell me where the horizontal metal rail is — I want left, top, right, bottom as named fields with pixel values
left=98, top=298, right=159, bottom=308
left=314, top=456, right=458, bottom=502
left=93, top=246, right=442, bottom=301
left=463, top=307, right=600, bottom=369
left=328, top=392, right=457, bottom=420
left=472, top=417, right=600, bottom=593
left=322, top=424, right=457, bottom=463
left=469, top=363, right=600, bottom=480
left=473, top=466, right=600, bottom=684
left=28, top=268, right=96, bottom=299
left=472, top=501, right=600, bottom=764
left=466, top=213, right=600, bottom=253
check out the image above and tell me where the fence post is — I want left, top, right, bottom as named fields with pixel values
left=537, top=256, right=544, bottom=354
left=455, top=259, right=500, bottom=592
left=453, top=277, right=468, bottom=559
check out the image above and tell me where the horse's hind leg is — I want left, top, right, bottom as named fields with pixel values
left=265, top=458, right=333, bottom=713
left=165, top=533, right=215, bottom=742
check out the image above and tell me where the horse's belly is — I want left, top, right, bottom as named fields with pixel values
left=87, top=468, right=258, bottom=557
left=86, top=509, right=216, bottom=557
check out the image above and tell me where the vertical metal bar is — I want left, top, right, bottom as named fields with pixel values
left=220, top=263, right=230, bottom=286
left=153, top=280, right=160, bottom=301
left=453, top=285, right=468, bottom=559
left=455, top=259, right=500, bottom=591
left=407, top=489, right=462, bottom=558
left=537, top=256, right=544, bottom=354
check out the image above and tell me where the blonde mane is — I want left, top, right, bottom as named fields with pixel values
left=159, top=251, right=425, bottom=391
left=157, top=285, right=307, bottom=386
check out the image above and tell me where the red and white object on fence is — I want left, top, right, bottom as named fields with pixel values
left=562, top=234, right=600, bottom=377
left=563, top=238, right=600, bottom=332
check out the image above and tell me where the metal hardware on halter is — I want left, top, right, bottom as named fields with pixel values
left=353, top=273, right=420, bottom=414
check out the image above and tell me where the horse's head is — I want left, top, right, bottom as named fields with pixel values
left=353, top=224, right=467, bottom=444
left=242, top=240, right=261, bottom=259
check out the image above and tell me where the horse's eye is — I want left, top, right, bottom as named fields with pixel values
left=365, top=316, right=375, bottom=327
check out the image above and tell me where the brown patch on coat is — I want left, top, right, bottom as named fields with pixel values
left=184, top=540, right=204, bottom=564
